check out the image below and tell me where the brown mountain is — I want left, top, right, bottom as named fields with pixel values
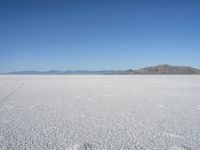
left=126, top=64, right=200, bottom=75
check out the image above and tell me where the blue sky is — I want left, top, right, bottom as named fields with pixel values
left=0, top=0, right=200, bottom=72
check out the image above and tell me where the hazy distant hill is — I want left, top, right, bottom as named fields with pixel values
left=5, top=70, right=116, bottom=75
left=6, top=70, right=63, bottom=75
left=126, top=64, right=200, bottom=75
left=4, top=64, right=200, bottom=75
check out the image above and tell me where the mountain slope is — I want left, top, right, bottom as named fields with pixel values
left=127, top=64, right=200, bottom=75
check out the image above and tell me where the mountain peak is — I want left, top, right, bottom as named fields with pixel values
left=132, top=64, right=200, bottom=75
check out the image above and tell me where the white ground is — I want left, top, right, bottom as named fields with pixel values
left=0, top=75, right=200, bottom=150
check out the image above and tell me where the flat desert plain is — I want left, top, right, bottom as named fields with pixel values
left=0, top=75, right=200, bottom=150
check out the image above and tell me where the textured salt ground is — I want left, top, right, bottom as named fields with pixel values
left=0, top=75, right=200, bottom=150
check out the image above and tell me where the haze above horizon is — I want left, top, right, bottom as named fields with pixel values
left=0, top=0, right=200, bottom=73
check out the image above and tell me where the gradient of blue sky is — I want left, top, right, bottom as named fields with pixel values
left=0, top=0, right=200, bottom=72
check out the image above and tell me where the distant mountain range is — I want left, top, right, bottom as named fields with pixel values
left=3, top=64, right=200, bottom=75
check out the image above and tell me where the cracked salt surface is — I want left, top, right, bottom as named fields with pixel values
left=165, top=132, right=185, bottom=140
left=0, top=75, right=200, bottom=150
left=68, top=143, right=92, bottom=150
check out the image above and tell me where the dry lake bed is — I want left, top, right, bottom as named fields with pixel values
left=0, top=75, right=200, bottom=150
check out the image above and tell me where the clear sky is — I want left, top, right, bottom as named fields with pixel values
left=0, top=0, right=200, bottom=72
